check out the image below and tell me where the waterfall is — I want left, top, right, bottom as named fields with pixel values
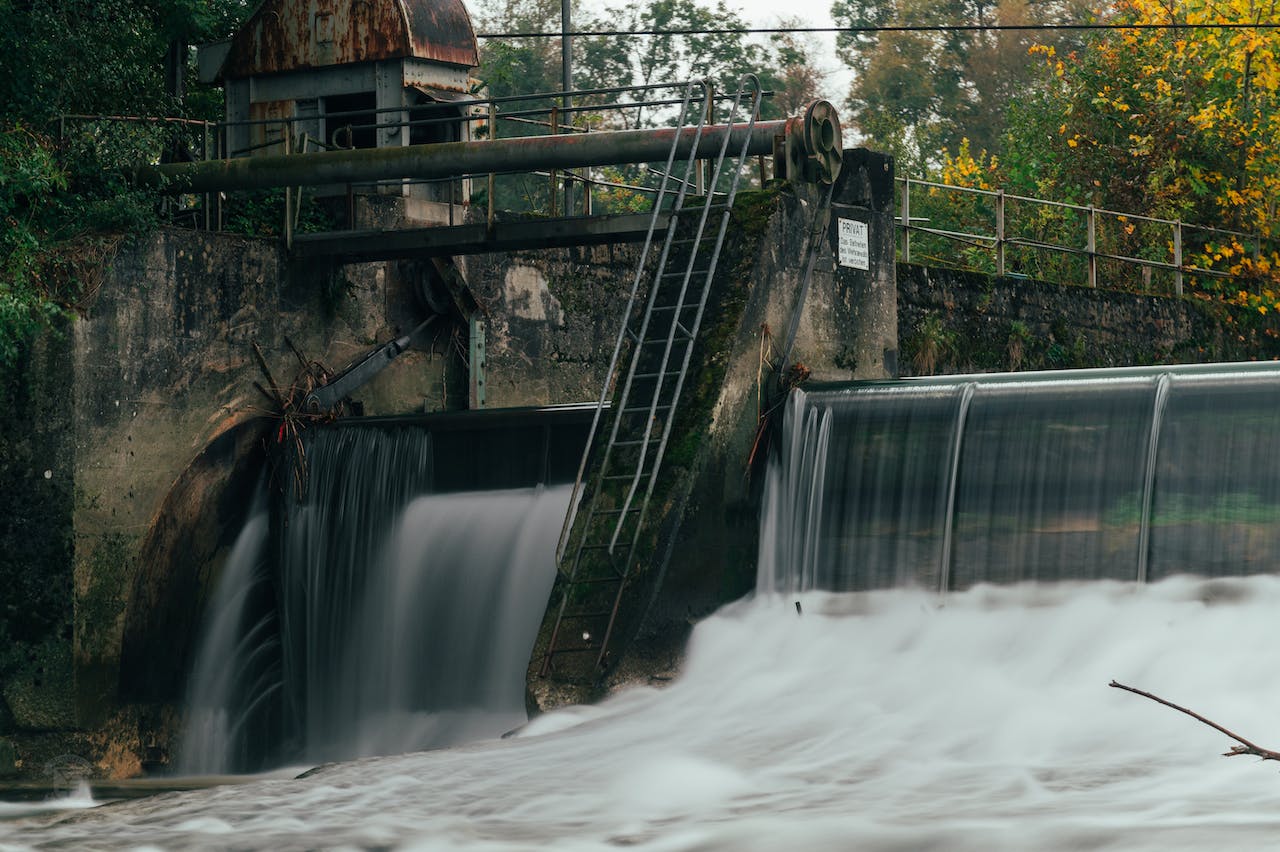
left=180, top=424, right=572, bottom=773
left=177, top=486, right=279, bottom=775
left=761, top=363, right=1280, bottom=592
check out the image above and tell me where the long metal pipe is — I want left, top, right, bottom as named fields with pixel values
left=138, top=120, right=790, bottom=194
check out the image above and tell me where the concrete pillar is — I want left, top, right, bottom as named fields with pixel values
left=828, top=149, right=899, bottom=379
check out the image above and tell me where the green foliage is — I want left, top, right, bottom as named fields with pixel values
left=832, top=0, right=1094, bottom=172
left=908, top=312, right=957, bottom=374
left=0, top=121, right=163, bottom=368
left=0, top=127, right=67, bottom=367
left=0, top=0, right=255, bottom=367
left=222, top=189, right=338, bottom=238
left=473, top=0, right=810, bottom=126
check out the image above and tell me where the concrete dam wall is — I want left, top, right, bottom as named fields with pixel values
left=4, top=146, right=1279, bottom=779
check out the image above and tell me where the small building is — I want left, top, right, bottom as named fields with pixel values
left=199, top=0, right=482, bottom=214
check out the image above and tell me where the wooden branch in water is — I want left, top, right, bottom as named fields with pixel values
left=1109, top=680, right=1280, bottom=761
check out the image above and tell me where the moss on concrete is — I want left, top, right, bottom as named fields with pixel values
left=528, top=188, right=789, bottom=706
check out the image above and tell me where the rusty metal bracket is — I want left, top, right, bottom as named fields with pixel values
left=303, top=317, right=433, bottom=414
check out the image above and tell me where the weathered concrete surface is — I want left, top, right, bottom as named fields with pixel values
left=0, top=326, right=76, bottom=737
left=465, top=243, right=642, bottom=407
left=0, top=211, right=651, bottom=777
left=898, top=263, right=1280, bottom=374
left=75, top=230, right=454, bottom=728
left=0, top=226, right=479, bottom=777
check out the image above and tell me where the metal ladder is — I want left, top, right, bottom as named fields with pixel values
left=541, top=75, right=764, bottom=679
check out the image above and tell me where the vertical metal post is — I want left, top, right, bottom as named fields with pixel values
left=202, top=121, right=211, bottom=231
left=582, top=123, right=593, bottom=215
left=217, top=122, right=226, bottom=231
left=1086, top=205, right=1097, bottom=288
left=550, top=106, right=559, bottom=216
left=561, top=0, right=575, bottom=216
left=901, top=178, right=911, bottom=264
left=469, top=314, right=487, bottom=409
left=561, top=0, right=572, bottom=98
left=697, top=84, right=714, bottom=196
left=995, top=188, right=1005, bottom=277
left=753, top=97, right=767, bottom=186
left=487, top=101, right=497, bottom=230
left=1173, top=220, right=1183, bottom=296
left=283, top=123, right=294, bottom=250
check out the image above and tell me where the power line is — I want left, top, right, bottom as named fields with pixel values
left=478, top=22, right=1280, bottom=38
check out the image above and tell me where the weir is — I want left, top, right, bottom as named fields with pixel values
left=760, top=361, right=1280, bottom=593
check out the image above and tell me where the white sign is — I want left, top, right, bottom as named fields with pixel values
left=838, top=218, right=870, bottom=270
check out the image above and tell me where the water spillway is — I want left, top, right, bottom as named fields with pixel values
left=15, top=369, right=1280, bottom=845
left=760, top=362, right=1280, bottom=593
left=179, top=408, right=587, bottom=774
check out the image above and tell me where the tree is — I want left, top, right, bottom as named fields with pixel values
left=0, top=0, right=254, bottom=369
left=831, top=0, right=1092, bottom=173
left=1002, top=0, right=1280, bottom=297
left=471, top=0, right=793, bottom=210
left=474, top=0, right=787, bottom=128
left=766, top=17, right=830, bottom=117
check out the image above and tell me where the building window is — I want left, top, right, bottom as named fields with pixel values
left=324, top=92, right=378, bottom=149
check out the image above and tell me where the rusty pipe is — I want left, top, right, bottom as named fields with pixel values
left=138, top=120, right=793, bottom=195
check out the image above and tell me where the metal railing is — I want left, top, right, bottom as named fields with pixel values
left=60, top=81, right=775, bottom=245
left=898, top=176, right=1274, bottom=296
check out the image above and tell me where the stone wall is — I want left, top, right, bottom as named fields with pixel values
left=898, top=263, right=1280, bottom=375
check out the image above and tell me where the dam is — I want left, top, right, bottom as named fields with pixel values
left=7, top=363, right=1280, bottom=846
left=6, top=0, right=1280, bottom=840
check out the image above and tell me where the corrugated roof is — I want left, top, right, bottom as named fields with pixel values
left=221, top=0, right=479, bottom=80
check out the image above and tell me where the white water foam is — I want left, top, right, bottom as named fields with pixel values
left=7, top=575, right=1280, bottom=849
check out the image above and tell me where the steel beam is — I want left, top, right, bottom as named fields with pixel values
left=291, top=212, right=669, bottom=262
left=139, top=121, right=789, bottom=195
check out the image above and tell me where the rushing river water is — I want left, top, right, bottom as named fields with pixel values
left=10, top=366, right=1280, bottom=847
left=7, top=575, right=1280, bottom=849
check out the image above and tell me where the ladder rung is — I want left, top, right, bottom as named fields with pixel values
left=633, top=369, right=680, bottom=380
left=546, top=644, right=600, bottom=656
left=622, top=403, right=671, bottom=414
left=565, top=574, right=623, bottom=585
left=660, top=268, right=709, bottom=280
left=561, top=610, right=614, bottom=620
left=672, top=202, right=731, bottom=215
left=603, top=471, right=653, bottom=482
left=611, top=438, right=651, bottom=448
left=595, top=506, right=642, bottom=516
left=637, top=333, right=692, bottom=346
left=650, top=303, right=698, bottom=313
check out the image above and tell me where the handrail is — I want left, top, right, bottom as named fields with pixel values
left=897, top=176, right=1273, bottom=296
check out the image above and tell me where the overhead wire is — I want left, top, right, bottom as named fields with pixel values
left=478, top=22, right=1280, bottom=38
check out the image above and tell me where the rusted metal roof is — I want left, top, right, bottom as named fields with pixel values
left=221, top=0, right=479, bottom=79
